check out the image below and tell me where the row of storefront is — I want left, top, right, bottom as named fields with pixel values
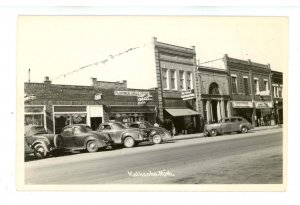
left=24, top=39, right=283, bottom=134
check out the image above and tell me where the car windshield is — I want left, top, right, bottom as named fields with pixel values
left=141, top=121, right=153, bottom=128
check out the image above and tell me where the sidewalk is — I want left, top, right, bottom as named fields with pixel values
left=172, top=125, right=282, bottom=141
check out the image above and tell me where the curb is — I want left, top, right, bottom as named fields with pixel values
left=172, top=125, right=282, bottom=141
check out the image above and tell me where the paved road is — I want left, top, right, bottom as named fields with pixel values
left=25, top=129, right=283, bottom=184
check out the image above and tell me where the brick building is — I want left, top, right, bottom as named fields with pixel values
left=153, top=38, right=201, bottom=133
left=196, top=65, right=231, bottom=124
left=271, top=71, right=283, bottom=124
left=25, top=77, right=158, bottom=134
left=224, top=54, right=273, bottom=126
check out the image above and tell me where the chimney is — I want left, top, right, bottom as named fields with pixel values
left=122, top=80, right=127, bottom=88
left=91, top=77, right=97, bottom=85
left=152, top=37, right=157, bottom=44
left=44, top=76, right=51, bottom=84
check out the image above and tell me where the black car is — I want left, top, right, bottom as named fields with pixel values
left=129, top=121, right=172, bottom=144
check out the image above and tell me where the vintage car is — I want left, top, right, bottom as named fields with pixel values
left=204, top=116, right=254, bottom=137
left=129, top=121, right=172, bottom=144
left=96, top=122, right=148, bottom=148
left=24, top=125, right=57, bottom=158
left=54, top=124, right=114, bottom=153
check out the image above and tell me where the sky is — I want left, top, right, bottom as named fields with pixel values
left=17, top=16, right=288, bottom=88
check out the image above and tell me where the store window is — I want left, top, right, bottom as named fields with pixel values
left=24, top=105, right=46, bottom=127
left=179, top=70, right=185, bottom=90
left=162, top=68, right=169, bottom=89
left=278, top=87, right=282, bottom=98
left=231, top=75, right=238, bottom=93
left=254, top=78, right=259, bottom=94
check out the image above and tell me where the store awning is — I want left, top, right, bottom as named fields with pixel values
left=165, top=108, right=200, bottom=117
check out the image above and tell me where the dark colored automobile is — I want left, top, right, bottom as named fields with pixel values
left=55, top=124, right=113, bottom=153
left=24, top=125, right=57, bottom=158
left=96, top=122, right=148, bottom=148
left=204, top=116, right=254, bottom=137
left=129, top=121, right=172, bottom=144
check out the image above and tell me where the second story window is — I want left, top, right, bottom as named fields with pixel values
left=264, top=79, right=269, bottom=91
left=254, top=78, right=259, bottom=94
left=231, top=75, right=238, bottom=93
left=170, top=70, right=177, bottom=90
left=179, top=71, right=185, bottom=90
left=186, top=72, right=193, bottom=90
left=162, top=68, right=169, bottom=89
left=243, top=77, right=249, bottom=95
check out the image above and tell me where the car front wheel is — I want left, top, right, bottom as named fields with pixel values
left=210, top=129, right=218, bottom=137
left=86, top=140, right=99, bottom=152
left=241, top=126, right=248, bottom=133
left=33, top=143, right=49, bottom=158
left=124, top=137, right=135, bottom=148
left=152, top=135, right=162, bottom=144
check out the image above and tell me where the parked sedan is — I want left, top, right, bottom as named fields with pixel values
left=129, top=121, right=172, bottom=144
left=96, top=122, right=148, bottom=148
left=204, top=117, right=254, bottom=137
left=24, top=125, right=57, bottom=158
left=55, top=124, right=114, bottom=153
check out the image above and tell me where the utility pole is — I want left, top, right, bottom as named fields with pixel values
left=28, top=68, right=31, bottom=83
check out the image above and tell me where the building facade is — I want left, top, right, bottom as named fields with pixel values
left=271, top=71, right=283, bottom=124
left=224, top=54, right=274, bottom=127
left=153, top=37, right=202, bottom=133
left=196, top=65, right=231, bottom=124
left=25, top=77, right=158, bottom=134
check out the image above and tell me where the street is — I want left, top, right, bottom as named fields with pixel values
left=25, top=128, right=283, bottom=184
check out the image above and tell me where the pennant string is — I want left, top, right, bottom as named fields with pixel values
left=50, top=43, right=150, bottom=81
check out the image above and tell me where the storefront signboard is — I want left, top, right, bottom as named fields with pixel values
left=114, top=90, right=150, bottom=96
left=181, top=89, right=195, bottom=100
left=255, top=101, right=273, bottom=108
left=232, top=101, right=253, bottom=108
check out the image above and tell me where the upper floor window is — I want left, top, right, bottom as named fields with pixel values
left=170, top=70, right=177, bottom=90
left=186, top=72, right=193, bottom=90
left=264, top=79, right=269, bottom=91
left=162, top=68, right=169, bottom=89
left=254, top=78, right=259, bottom=94
left=231, top=75, right=238, bottom=93
left=179, top=71, right=185, bottom=90
left=243, top=76, right=249, bottom=95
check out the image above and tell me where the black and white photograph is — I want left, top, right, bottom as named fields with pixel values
left=16, top=15, right=287, bottom=191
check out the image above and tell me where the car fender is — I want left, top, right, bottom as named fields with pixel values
left=85, top=136, right=107, bottom=148
left=32, top=139, right=51, bottom=152
left=121, top=132, right=139, bottom=142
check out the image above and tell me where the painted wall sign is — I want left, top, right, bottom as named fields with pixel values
left=114, top=90, right=150, bottom=97
left=232, top=101, right=253, bottom=108
left=255, top=101, right=273, bottom=108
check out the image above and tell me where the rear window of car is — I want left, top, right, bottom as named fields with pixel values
left=129, top=124, right=139, bottom=128
left=230, top=118, right=237, bottom=122
left=224, top=118, right=230, bottom=123
left=237, top=118, right=243, bottom=121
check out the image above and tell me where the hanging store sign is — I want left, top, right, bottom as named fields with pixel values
left=94, top=93, right=102, bottom=100
left=137, top=93, right=153, bottom=105
left=258, top=90, right=270, bottom=96
left=181, top=89, right=195, bottom=100
left=255, top=101, right=273, bottom=108
left=232, top=101, right=253, bottom=108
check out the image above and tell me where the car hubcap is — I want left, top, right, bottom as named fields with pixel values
left=153, top=136, right=161, bottom=143
left=89, top=142, right=96, bottom=150
left=125, top=138, right=134, bottom=147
